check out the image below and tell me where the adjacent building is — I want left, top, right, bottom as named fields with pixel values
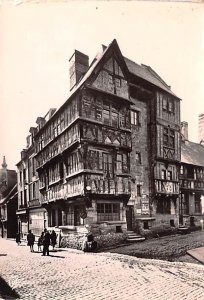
left=0, top=157, right=18, bottom=238
left=180, top=122, right=204, bottom=227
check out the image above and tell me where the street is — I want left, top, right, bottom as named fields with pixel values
left=106, top=231, right=204, bottom=262
left=1, top=238, right=204, bottom=300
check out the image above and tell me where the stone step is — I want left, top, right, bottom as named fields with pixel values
left=178, top=227, right=190, bottom=234
left=127, top=234, right=143, bottom=239
left=127, top=237, right=145, bottom=242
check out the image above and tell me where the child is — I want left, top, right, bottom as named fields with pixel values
left=38, top=232, right=44, bottom=252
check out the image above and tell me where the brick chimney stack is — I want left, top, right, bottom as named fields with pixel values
left=69, top=50, right=89, bottom=91
left=198, top=113, right=204, bottom=143
left=181, top=121, right=188, bottom=141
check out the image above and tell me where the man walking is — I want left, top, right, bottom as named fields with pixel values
left=27, top=230, right=35, bottom=252
left=42, top=228, right=51, bottom=256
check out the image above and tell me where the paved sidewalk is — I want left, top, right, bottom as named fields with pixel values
left=187, top=247, right=204, bottom=264
left=1, top=238, right=204, bottom=300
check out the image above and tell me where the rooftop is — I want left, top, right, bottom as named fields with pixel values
left=181, top=140, right=204, bottom=167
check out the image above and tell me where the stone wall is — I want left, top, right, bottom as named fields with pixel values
left=129, top=98, right=150, bottom=221
left=59, top=221, right=128, bottom=250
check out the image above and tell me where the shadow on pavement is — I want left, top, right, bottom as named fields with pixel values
left=0, top=276, right=20, bottom=299
left=42, top=254, right=65, bottom=258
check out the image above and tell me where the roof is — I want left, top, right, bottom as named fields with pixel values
left=124, top=57, right=178, bottom=97
left=29, top=39, right=180, bottom=138
left=0, top=184, right=17, bottom=205
left=181, top=140, right=204, bottom=167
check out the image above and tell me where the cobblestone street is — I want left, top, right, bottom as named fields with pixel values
left=106, top=231, right=204, bottom=261
left=1, top=238, right=204, bottom=300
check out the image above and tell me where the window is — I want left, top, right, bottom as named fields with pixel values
left=162, top=97, right=174, bottom=114
left=131, top=110, right=140, bottom=126
left=136, top=152, right=141, bottom=164
left=32, top=183, right=36, bottom=199
left=97, top=203, right=120, bottom=221
left=180, top=165, right=184, bottom=175
left=162, top=98, right=167, bottom=111
left=167, top=171, right=172, bottom=181
left=103, top=153, right=113, bottom=178
left=66, top=206, right=74, bottom=225
left=195, top=195, right=201, bottom=213
left=116, top=153, right=128, bottom=173
left=161, top=170, right=166, bottom=180
left=163, top=127, right=175, bottom=148
left=137, top=185, right=142, bottom=197
left=157, top=199, right=171, bottom=214
left=103, top=101, right=119, bottom=128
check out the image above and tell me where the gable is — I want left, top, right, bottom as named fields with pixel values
left=91, top=54, right=129, bottom=99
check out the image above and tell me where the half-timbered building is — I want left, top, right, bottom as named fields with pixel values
left=17, top=39, right=183, bottom=246
left=180, top=123, right=204, bottom=227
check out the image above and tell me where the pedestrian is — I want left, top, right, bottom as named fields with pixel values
left=27, top=230, right=35, bottom=252
left=42, top=228, right=51, bottom=256
left=50, top=230, right=57, bottom=250
left=15, top=232, right=21, bottom=246
left=37, top=232, right=44, bottom=252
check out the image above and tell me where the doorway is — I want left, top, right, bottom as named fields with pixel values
left=126, top=206, right=133, bottom=231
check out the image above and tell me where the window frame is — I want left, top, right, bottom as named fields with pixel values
left=131, top=110, right=140, bottom=126
left=97, top=203, right=120, bottom=222
left=163, top=127, right=175, bottom=149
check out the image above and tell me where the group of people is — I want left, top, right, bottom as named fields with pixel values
left=16, top=229, right=57, bottom=256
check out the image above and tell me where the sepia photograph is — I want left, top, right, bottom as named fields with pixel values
left=0, top=0, right=204, bottom=299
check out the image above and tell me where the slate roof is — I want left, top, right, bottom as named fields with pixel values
left=181, top=140, right=204, bottom=167
left=70, top=39, right=179, bottom=99
left=124, top=57, right=178, bottom=97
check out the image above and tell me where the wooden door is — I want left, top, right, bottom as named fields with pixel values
left=126, top=206, right=133, bottom=231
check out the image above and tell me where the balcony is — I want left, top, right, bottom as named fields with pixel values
left=180, top=178, right=204, bottom=191
left=155, top=179, right=179, bottom=195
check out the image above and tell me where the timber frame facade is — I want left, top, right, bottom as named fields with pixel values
left=179, top=137, right=204, bottom=228
left=34, top=42, right=132, bottom=237
left=17, top=39, right=202, bottom=246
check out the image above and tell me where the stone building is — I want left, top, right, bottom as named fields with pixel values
left=16, top=39, right=182, bottom=247
left=16, top=126, right=47, bottom=238
left=180, top=122, right=204, bottom=227
left=126, top=58, right=181, bottom=233
left=0, top=157, right=18, bottom=238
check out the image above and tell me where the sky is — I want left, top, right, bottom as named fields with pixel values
left=0, top=1, right=204, bottom=170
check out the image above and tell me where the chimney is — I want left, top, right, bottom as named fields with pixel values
left=48, top=108, right=56, bottom=120
left=181, top=121, right=188, bottom=141
left=36, top=117, right=46, bottom=130
left=69, top=50, right=89, bottom=91
left=2, top=156, right=7, bottom=169
left=198, top=113, right=204, bottom=143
